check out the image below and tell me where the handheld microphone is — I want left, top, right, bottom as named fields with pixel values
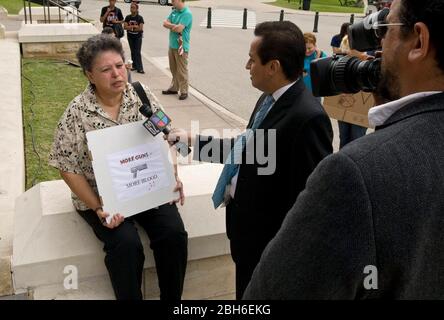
left=139, top=104, right=191, bottom=157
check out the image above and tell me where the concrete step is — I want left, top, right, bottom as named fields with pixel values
left=30, top=254, right=236, bottom=300
left=31, top=274, right=115, bottom=300
left=12, top=163, right=235, bottom=299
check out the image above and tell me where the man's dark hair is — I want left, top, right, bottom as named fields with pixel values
left=399, top=0, right=444, bottom=71
left=254, top=21, right=305, bottom=81
left=76, top=34, right=125, bottom=75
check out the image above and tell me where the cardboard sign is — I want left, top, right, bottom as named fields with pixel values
left=86, top=120, right=177, bottom=223
left=323, top=92, right=375, bottom=127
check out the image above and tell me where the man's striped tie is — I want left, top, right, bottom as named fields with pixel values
left=212, top=95, right=275, bottom=208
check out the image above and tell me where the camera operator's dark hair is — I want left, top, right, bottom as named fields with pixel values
left=254, top=21, right=305, bottom=81
left=399, top=0, right=444, bottom=71
left=76, top=34, right=125, bottom=75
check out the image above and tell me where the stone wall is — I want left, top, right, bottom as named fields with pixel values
left=18, top=22, right=99, bottom=60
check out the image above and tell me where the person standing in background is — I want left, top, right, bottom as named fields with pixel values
left=124, top=2, right=145, bottom=74
left=303, top=32, right=327, bottom=99
left=331, top=22, right=351, bottom=54
left=162, top=0, right=193, bottom=101
left=336, top=31, right=371, bottom=148
left=100, top=0, right=124, bottom=38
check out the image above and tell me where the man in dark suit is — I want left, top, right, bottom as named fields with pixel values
left=244, top=0, right=444, bottom=299
left=168, top=21, right=333, bottom=299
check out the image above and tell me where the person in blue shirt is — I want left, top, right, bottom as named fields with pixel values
left=331, top=22, right=350, bottom=54
left=162, top=0, right=193, bottom=100
left=303, top=32, right=327, bottom=98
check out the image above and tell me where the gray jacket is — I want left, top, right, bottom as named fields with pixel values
left=244, top=92, right=444, bottom=299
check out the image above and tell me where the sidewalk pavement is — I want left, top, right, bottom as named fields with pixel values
left=121, top=39, right=248, bottom=143
left=186, top=0, right=365, bottom=17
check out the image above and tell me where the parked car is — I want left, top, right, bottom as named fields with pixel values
left=60, top=0, right=81, bottom=9
left=124, top=0, right=171, bottom=6
left=28, top=0, right=81, bottom=9
left=58, top=0, right=81, bottom=9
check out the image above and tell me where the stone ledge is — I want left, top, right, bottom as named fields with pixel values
left=31, top=254, right=235, bottom=300
left=12, top=163, right=232, bottom=299
left=18, top=22, right=99, bottom=59
left=18, top=22, right=99, bottom=43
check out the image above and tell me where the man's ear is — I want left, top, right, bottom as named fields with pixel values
left=268, top=59, right=281, bottom=76
left=408, top=22, right=430, bottom=63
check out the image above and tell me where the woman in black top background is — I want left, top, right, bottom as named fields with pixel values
left=124, top=2, right=145, bottom=74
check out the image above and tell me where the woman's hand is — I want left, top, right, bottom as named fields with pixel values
left=170, top=176, right=185, bottom=206
left=96, top=208, right=124, bottom=229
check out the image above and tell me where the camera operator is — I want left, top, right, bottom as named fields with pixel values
left=244, top=0, right=444, bottom=299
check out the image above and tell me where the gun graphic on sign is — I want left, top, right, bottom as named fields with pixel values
left=131, top=163, right=148, bottom=178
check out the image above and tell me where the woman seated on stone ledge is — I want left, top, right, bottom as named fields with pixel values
left=48, top=34, right=188, bottom=300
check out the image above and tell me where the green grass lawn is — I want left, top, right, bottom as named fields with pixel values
left=22, top=58, right=88, bottom=189
left=0, top=0, right=39, bottom=14
left=270, top=0, right=364, bottom=14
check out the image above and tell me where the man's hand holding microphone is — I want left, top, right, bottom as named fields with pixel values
left=164, top=128, right=193, bottom=149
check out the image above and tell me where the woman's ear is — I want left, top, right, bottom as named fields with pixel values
left=86, top=70, right=95, bottom=84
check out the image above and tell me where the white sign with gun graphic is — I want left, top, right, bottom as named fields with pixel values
left=106, top=142, right=168, bottom=202
left=86, top=120, right=177, bottom=223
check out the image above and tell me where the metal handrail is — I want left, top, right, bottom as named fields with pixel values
left=23, top=0, right=91, bottom=24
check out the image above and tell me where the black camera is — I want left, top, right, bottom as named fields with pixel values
left=311, top=54, right=381, bottom=97
left=310, top=8, right=389, bottom=97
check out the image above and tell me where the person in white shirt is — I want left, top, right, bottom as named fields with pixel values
left=244, top=0, right=444, bottom=299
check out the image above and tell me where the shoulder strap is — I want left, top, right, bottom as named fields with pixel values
left=131, top=81, right=151, bottom=107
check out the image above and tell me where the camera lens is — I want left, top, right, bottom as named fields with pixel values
left=355, top=58, right=381, bottom=92
left=336, top=57, right=381, bottom=94
left=310, top=55, right=381, bottom=96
